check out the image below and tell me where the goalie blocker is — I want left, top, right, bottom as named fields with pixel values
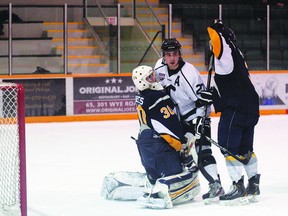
left=101, top=170, right=200, bottom=209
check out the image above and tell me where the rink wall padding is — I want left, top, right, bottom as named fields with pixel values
left=0, top=71, right=287, bottom=123
left=25, top=109, right=287, bottom=123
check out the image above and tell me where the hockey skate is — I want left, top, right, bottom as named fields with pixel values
left=219, top=176, right=249, bottom=206
left=246, top=174, right=261, bottom=202
left=202, top=180, right=225, bottom=204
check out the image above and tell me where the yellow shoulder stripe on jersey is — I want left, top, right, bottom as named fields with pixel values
left=207, top=27, right=223, bottom=59
left=161, top=134, right=182, bottom=151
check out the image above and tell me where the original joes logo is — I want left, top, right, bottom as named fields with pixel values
left=79, top=78, right=137, bottom=94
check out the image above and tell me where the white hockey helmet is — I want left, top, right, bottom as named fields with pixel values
left=132, top=65, right=163, bottom=91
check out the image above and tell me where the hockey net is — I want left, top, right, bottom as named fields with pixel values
left=0, top=83, right=26, bottom=216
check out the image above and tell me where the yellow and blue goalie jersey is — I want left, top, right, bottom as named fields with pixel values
left=135, top=89, right=186, bottom=151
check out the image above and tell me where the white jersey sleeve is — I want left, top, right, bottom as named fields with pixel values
left=175, top=63, right=208, bottom=121
left=214, top=34, right=234, bottom=75
left=207, top=27, right=234, bottom=75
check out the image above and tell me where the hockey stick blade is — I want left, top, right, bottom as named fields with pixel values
left=205, top=136, right=251, bottom=165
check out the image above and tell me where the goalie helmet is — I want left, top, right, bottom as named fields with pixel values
left=132, top=65, right=163, bottom=91
left=161, top=38, right=182, bottom=56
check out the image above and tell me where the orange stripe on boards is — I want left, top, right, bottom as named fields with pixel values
left=0, top=118, right=17, bottom=124
left=250, top=70, right=288, bottom=74
left=210, top=112, right=221, bottom=117
left=25, top=111, right=287, bottom=123
left=26, top=113, right=138, bottom=123
left=192, top=63, right=205, bottom=67
left=260, top=109, right=288, bottom=115
left=212, top=110, right=287, bottom=116
left=200, top=70, right=288, bottom=74
left=182, top=54, right=202, bottom=58
left=0, top=73, right=134, bottom=79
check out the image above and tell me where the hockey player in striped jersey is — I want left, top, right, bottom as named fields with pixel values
left=202, top=19, right=261, bottom=204
left=131, top=65, right=200, bottom=209
left=154, top=38, right=224, bottom=204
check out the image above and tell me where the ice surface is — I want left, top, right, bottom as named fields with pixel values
left=26, top=114, right=288, bottom=216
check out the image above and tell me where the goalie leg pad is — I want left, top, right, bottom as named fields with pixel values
left=101, top=171, right=147, bottom=200
left=137, top=183, right=172, bottom=209
left=136, top=170, right=200, bottom=209
left=159, top=170, right=201, bottom=205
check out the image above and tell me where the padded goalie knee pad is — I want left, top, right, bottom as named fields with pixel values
left=101, top=171, right=148, bottom=200
left=136, top=170, right=200, bottom=209
left=158, top=170, right=201, bottom=205
left=137, top=181, right=173, bottom=209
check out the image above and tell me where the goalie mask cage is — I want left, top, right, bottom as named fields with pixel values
left=0, top=83, right=26, bottom=216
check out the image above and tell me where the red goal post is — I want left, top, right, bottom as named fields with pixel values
left=0, top=83, right=26, bottom=216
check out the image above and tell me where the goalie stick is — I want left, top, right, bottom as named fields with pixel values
left=205, top=136, right=251, bottom=165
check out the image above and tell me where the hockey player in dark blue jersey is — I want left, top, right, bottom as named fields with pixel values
left=131, top=65, right=200, bottom=209
left=202, top=19, right=261, bottom=204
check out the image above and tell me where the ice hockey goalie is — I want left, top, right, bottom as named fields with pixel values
left=101, top=170, right=200, bottom=209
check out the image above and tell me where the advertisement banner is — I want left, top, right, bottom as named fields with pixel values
left=4, top=79, right=66, bottom=116
left=251, top=73, right=288, bottom=109
left=201, top=72, right=288, bottom=111
left=73, top=76, right=137, bottom=114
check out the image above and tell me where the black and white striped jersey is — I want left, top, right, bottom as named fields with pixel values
left=154, top=58, right=210, bottom=122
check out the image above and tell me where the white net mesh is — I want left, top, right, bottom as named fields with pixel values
left=0, top=83, right=22, bottom=216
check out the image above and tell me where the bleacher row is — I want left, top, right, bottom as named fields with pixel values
left=1, top=3, right=287, bottom=73
left=175, top=4, right=288, bottom=70
left=0, top=21, right=64, bottom=74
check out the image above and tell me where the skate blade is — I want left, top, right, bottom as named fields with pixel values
left=204, top=197, right=220, bottom=205
left=247, top=194, right=259, bottom=203
left=220, top=197, right=250, bottom=206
